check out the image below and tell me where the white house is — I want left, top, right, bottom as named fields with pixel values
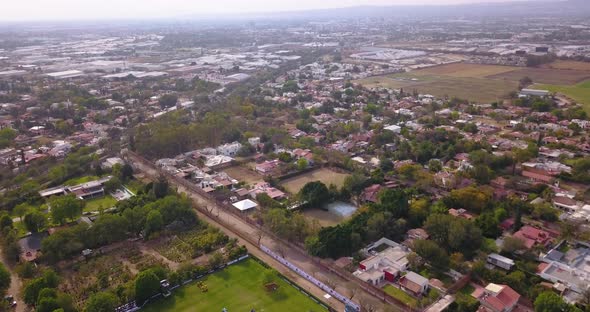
left=217, top=142, right=242, bottom=157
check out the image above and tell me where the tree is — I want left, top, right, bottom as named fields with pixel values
left=13, top=203, right=29, bottom=221
left=413, top=239, right=449, bottom=269
left=135, top=270, right=161, bottom=304
left=503, top=236, right=526, bottom=254
left=0, top=213, right=12, bottom=230
left=50, top=194, right=85, bottom=224
left=158, top=94, right=178, bottom=109
left=144, top=210, right=163, bottom=237
left=152, top=177, right=169, bottom=199
left=0, top=263, right=10, bottom=295
left=299, top=181, right=330, bottom=207
left=208, top=251, right=224, bottom=268
left=534, top=291, right=580, bottom=312
left=85, top=292, right=118, bottom=312
left=296, top=158, right=309, bottom=171
left=23, top=211, right=46, bottom=233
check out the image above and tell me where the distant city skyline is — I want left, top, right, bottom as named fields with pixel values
left=1, top=0, right=547, bottom=21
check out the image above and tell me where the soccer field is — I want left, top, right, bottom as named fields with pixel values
left=141, top=258, right=327, bottom=312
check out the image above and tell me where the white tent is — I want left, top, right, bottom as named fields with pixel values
left=232, top=199, right=258, bottom=211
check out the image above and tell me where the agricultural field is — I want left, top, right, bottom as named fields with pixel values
left=541, top=60, right=590, bottom=71
left=534, top=80, right=590, bottom=113
left=141, top=258, right=327, bottom=312
left=280, top=168, right=350, bottom=194
left=356, top=62, right=590, bottom=103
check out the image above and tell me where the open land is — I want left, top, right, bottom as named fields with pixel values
left=141, top=258, right=327, bottom=312
left=534, top=80, right=590, bottom=113
left=356, top=62, right=590, bottom=103
left=223, top=164, right=264, bottom=185
left=280, top=168, right=350, bottom=194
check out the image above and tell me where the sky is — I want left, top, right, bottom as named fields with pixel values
left=1, top=0, right=540, bottom=21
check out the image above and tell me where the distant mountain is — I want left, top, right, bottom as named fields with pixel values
left=215, top=0, right=590, bottom=21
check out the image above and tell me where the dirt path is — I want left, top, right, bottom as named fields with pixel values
left=0, top=247, right=26, bottom=312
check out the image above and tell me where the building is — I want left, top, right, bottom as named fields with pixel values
left=519, top=89, right=549, bottom=98
left=39, top=176, right=112, bottom=200
left=255, top=160, right=280, bottom=174
left=487, top=253, right=515, bottom=270
left=399, top=272, right=429, bottom=296
left=354, top=245, right=410, bottom=285
left=217, top=142, right=242, bottom=157
left=512, top=226, right=553, bottom=250
left=538, top=242, right=590, bottom=299
left=475, top=283, right=520, bottom=312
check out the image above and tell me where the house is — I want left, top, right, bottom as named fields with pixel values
left=538, top=243, right=590, bottom=297
left=39, top=176, right=112, bottom=200
left=249, top=182, right=286, bottom=200
left=449, top=208, right=476, bottom=220
left=475, top=283, right=520, bottom=312
left=217, top=142, right=242, bottom=157
left=522, top=170, right=554, bottom=184
left=399, top=272, right=429, bottom=296
left=255, top=160, right=280, bottom=174
left=102, top=157, right=125, bottom=169
left=487, top=253, right=515, bottom=270
left=553, top=196, right=581, bottom=213
left=354, top=245, right=410, bottom=285
left=512, top=226, right=553, bottom=250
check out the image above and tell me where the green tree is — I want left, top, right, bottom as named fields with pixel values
left=144, top=210, right=163, bottom=237
left=413, top=239, right=449, bottom=269
left=299, top=181, right=330, bottom=207
left=23, top=211, right=46, bottom=233
left=49, top=194, right=85, bottom=225
left=296, top=158, right=309, bottom=171
left=85, top=292, right=118, bottom=312
left=0, top=263, right=10, bottom=295
left=534, top=291, right=581, bottom=312
left=135, top=270, right=161, bottom=304
left=158, top=94, right=178, bottom=109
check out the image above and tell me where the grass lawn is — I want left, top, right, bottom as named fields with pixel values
left=84, top=196, right=118, bottom=212
left=383, top=284, right=419, bottom=307
left=124, top=179, right=144, bottom=194
left=534, top=80, right=590, bottom=114
left=64, top=175, right=100, bottom=186
left=142, top=258, right=327, bottom=312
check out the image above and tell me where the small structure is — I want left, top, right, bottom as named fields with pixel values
left=487, top=253, right=515, bottom=270
left=399, top=271, right=429, bottom=296
left=519, top=89, right=549, bottom=98
left=232, top=199, right=258, bottom=212
left=18, top=232, right=49, bottom=262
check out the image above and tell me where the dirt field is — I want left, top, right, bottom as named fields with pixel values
left=414, top=63, right=518, bottom=78
left=488, top=67, right=590, bottom=85
left=280, top=168, right=350, bottom=194
left=223, top=164, right=264, bottom=185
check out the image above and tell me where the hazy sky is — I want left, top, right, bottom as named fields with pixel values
left=2, top=0, right=536, bottom=21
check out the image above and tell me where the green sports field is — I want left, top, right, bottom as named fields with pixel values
left=141, top=258, right=327, bottom=312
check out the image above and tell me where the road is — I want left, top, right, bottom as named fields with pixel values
left=126, top=153, right=408, bottom=311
